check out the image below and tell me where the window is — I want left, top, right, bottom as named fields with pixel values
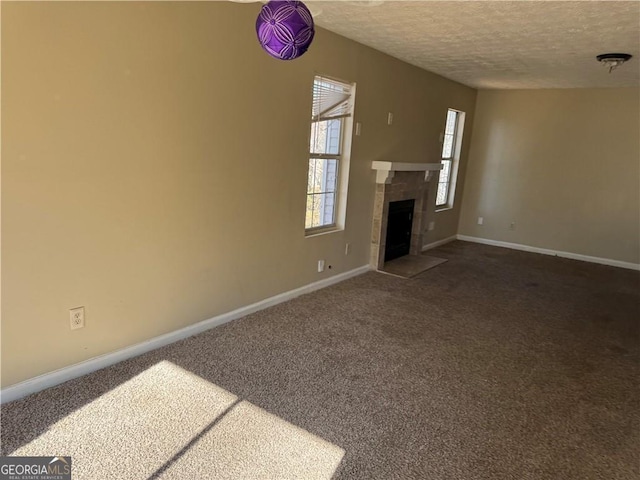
left=305, top=75, right=355, bottom=233
left=436, top=108, right=465, bottom=209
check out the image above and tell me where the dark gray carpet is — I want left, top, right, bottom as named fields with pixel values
left=2, top=241, right=639, bottom=479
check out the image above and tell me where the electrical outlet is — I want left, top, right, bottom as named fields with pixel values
left=345, top=243, right=351, bottom=255
left=70, top=307, right=85, bottom=330
left=478, top=216, right=484, bottom=225
left=387, top=112, right=394, bottom=125
left=428, top=221, right=435, bottom=231
left=355, top=122, right=362, bottom=136
left=318, top=260, right=325, bottom=272
left=509, top=222, right=516, bottom=231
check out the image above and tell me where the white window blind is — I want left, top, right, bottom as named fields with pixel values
left=311, top=77, right=353, bottom=122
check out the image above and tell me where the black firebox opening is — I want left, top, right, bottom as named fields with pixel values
left=384, top=199, right=415, bottom=262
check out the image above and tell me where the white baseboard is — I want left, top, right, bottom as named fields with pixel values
left=0, top=265, right=371, bottom=404
left=456, top=235, right=640, bottom=271
left=421, top=235, right=457, bottom=252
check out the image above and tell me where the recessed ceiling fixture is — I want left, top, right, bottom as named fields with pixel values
left=596, top=53, right=633, bottom=73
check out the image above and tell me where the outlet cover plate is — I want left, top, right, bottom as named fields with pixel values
left=70, top=307, right=85, bottom=330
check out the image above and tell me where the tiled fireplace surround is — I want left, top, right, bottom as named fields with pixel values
left=370, top=162, right=443, bottom=270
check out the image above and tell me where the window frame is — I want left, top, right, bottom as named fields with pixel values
left=305, top=75, right=355, bottom=235
left=436, top=108, right=465, bottom=210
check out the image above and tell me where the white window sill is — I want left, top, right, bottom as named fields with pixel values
left=435, top=206, right=454, bottom=213
left=305, top=226, right=343, bottom=238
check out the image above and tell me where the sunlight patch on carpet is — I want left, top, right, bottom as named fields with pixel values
left=10, top=361, right=344, bottom=479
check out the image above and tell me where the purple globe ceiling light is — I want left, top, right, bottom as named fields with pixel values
left=256, top=0, right=315, bottom=60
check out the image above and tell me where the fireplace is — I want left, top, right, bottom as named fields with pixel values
left=370, top=161, right=442, bottom=270
left=385, top=199, right=415, bottom=261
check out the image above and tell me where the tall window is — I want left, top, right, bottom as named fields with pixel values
left=305, top=76, right=355, bottom=232
left=436, top=108, right=465, bottom=208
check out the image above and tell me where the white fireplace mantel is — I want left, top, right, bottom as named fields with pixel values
left=371, top=161, right=443, bottom=184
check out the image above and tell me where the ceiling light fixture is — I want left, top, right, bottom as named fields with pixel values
left=596, top=53, right=633, bottom=73
left=256, top=0, right=315, bottom=61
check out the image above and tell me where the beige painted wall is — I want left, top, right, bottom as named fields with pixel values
left=459, top=88, right=640, bottom=264
left=1, top=2, right=476, bottom=387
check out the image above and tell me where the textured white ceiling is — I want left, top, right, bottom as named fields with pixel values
left=308, top=1, right=640, bottom=89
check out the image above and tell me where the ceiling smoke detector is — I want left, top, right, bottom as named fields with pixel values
left=596, top=53, right=633, bottom=73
